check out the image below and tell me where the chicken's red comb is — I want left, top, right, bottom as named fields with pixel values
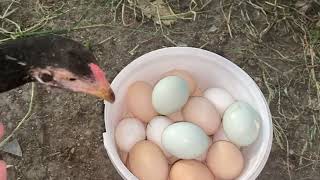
left=89, top=63, right=107, bottom=82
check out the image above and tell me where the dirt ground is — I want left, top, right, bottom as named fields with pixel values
left=0, top=0, right=319, bottom=180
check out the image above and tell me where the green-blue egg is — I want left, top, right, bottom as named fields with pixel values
left=162, top=122, right=210, bottom=159
left=223, top=101, right=261, bottom=146
left=152, top=76, right=189, bottom=115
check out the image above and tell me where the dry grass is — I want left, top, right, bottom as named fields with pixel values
left=0, top=0, right=71, bottom=42
left=219, top=0, right=320, bottom=176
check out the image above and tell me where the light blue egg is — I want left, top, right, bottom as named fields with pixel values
left=162, top=122, right=210, bottom=159
left=152, top=76, right=189, bottom=115
left=223, top=101, right=261, bottom=146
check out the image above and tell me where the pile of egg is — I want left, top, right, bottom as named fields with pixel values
left=115, top=69, right=261, bottom=180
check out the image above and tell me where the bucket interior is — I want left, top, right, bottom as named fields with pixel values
left=104, top=47, right=272, bottom=180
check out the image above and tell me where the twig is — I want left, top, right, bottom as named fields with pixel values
left=113, top=0, right=124, bottom=22
left=286, top=135, right=292, bottom=180
left=129, top=44, right=140, bottom=55
left=265, top=1, right=284, bottom=9
left=121, top=1, right=133, bottom=26
left=163, top=34, right=177, bottom=46
left=199, top=0, right=212, bottom=10
left=199, top=41, right=209, bottom=49
left=165, top=7, right=197, bottom=21
left=97, top=36, right=114, bottom=45
left=262, top=68, right=275, bottom=104
left=220, top=1, right=233, bottom=38
left=299, top=141, right=308, bottom=165
left=2, top=0, right=17, bottom=18
left=155, top=5, right=164, bottom=34
left=0, top=82, right=35, bottom=148
left=295, top=162, right=314, bottom=171
left=0, top=23, right=153, bottom=43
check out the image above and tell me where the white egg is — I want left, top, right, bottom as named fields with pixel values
left=146, top=116, right=173, bottom=157
left=152, top=76, right=190, bottom=115
left=223, top=101, right=261, bottom=146
left=162, top=122, right=210, bottom=159
left=203, top=88, right=235, bottom=116
left=115, top=118, right=146, bottom=152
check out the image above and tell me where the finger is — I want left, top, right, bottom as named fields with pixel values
left=0, top=160, right=7, bottom=180
left=0, top=123, right=4, bottom=139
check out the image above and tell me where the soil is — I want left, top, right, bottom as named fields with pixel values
left=0, top=0, right=319, bottom=180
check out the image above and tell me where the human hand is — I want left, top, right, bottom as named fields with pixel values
left=0, top=123, right=7, bottom=180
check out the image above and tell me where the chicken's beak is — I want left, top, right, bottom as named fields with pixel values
left=94, top=85, right=115, bottom=103
left=88, top=63, right=115, bottom=103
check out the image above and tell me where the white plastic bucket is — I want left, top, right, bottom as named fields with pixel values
left=103, top=47, right=273, bottom=180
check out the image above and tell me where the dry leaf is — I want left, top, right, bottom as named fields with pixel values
left=130, top=0, right=177, bottom=26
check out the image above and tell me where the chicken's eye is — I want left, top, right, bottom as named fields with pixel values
left=40, top=73, right=53, bottom=82
left=69, top=78, right=77, bottom=81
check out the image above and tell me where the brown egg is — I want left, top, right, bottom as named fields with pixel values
left=206, top=141, right=244, bottom=180
left=167, top=111, right=184, bottom=122
left=163, top=69, right=197, bottom=94
left=128, top=140, right=169, bottom=180
left=170, top=160, right=215, bottom=180
left=182, top=97, right=221, bottom=135
left=192, top=87, right=203, bottom=97
left=127, top=81, right=158, bottom=123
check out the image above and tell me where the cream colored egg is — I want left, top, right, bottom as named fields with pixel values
left=128, top=140, right=169, bottom=180
left=182, top=97, right=221, bottom=135
left=203, top=88, right=235, bottom=116
left=146, top=116, right=173, bottom=157
left=170, top=160, right=215, bottom=180
left=206, top=141, right=244, bottom=180
left=163, top=69, right=197, bottom=94
left=127, top=81, right=158, bottom=123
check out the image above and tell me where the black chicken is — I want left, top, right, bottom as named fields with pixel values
left=0, top=35, right=115, bottom=102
